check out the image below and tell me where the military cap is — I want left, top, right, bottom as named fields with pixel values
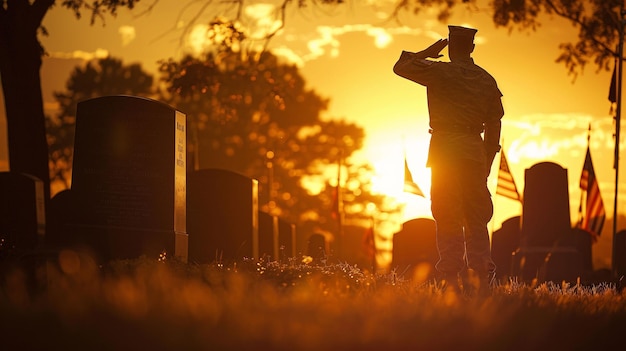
left=448, top=25, right=477, bottom=41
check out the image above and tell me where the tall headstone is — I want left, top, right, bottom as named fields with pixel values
left=520, top=162, right=571, bottom=247
left=491, top=216, right=521, bottom=279
left=0, top=172, right=46, bottom=255
left=70, top=95, right=187, bottom=262
left=277, top=217, right=297, bottom=260
left=512, top=162, right=580, bottom=282
left=187, top=168, right=259, bottom=264
left=258, top=211, right=276, bottom=260
left=391, top=218, right=438, bottom=279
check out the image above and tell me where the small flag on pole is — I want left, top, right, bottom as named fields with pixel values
left=330, top=156, right=342, bottom=222
left=578, top=145, right=606, bottom=242
left=609, top=59, right=618, bottom=104
left=403, top=156, right=424, bottom=197
left=362, top=218, right=376, bottom=265
left=609, top=56, right=618, bottom=115
left=496, top=149, right=522, bottom=203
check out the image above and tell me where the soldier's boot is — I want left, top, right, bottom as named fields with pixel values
left=462, top=269, right=495, bottom=298
left=437, top=272, right=463, bottom=296
left=477, top=271, right=496, bottom=298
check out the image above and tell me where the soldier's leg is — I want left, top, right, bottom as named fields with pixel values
left=431, top=163, right=466, bottom=281
left=461, top=163, right=496, bottom=296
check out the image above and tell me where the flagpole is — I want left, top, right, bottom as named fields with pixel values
left=579, top=125, right=590, bottom=229
left=337, top=150, right=344, bottom=259
left=613, top=2, right=625, bottom=278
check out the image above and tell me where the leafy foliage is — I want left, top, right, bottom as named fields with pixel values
left=46, top=57, right=155, bottom=193
left=158, top=48, right=387, bottom=233
left=397, top=0, right=623, bottom=77
left=491, top=0, right=622, bottom=77
left=60, top=0, right=141, bottom=24
left=0, top=0, right=146, bottom=205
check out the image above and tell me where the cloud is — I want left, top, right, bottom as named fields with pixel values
left=304, top=26, right=340, bottom=61
left=366, top=26, right=393, bottom=48
left=118, top=25, right=136, bottom=46
left=504, top=113, right=613, bottom=164
left=185, top=24, right=210, bottom=55
left=271, top=46, right=306, bottom=67
left=47, top=49, right=110, bottom=61
left=244, top=3, right=284, bottom=39
left=276, top=22, right=475, bottom=65
left=299, top=24, right=414, bottom=62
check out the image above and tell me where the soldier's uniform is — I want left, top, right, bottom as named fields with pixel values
left=393, top=26, right=504, bottom=290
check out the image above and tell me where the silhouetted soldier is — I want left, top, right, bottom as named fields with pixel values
left=393, top=25, right=504, bottom=296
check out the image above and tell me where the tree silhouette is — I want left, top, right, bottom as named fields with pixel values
left=164, top=0, right=621, bottom=77
left=158, top=47, right=389, bottom=234
left=395, top=0, right=623, bottom=77
left=0, top=0, right=143, bottom=212
left=46, top=56, right=155, bottom=195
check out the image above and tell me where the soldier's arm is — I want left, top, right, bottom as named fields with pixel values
left=393, top=39, right=448, bottom=82
left=483, top=100, right=504, bottom=176
left=415, top=39, right=448, bottom=59
left=484, top=119, right=501, bottom=172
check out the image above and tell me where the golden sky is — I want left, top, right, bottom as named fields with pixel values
left=0, top=1, right=622, bottom=260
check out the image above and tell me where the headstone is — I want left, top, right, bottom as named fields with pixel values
left=258, top=211, right=276, bottom=260
left=511, top=245, right=581, bottom=283
left=391, top=218, right=438, bottom=279
left=340, top=224, right=377, bottom=269
left=491, top=216, right=521, bottom=279
left=510, top=162, right=580, bottom=283
left=277, top=217, right=297, bottom=260
left=258, top=212, right=297, bottom=261
left=306, top=233, right=326, bottom=263
left=187, top=168, right=259, bottom=264
left=520, top=162, right=571, bottom=247
left=571, top=228, right=593, bottom=273
left=45, top=189, right=77, bottom=248
left=70, top=95, right=187, bottom=262
left=0, top=172, right=45, bottom=255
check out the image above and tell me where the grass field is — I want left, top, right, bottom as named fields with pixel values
left=1, top=250, right=625, bottom=351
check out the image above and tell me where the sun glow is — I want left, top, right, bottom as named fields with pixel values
left=366, top=135, right=433, bottom=222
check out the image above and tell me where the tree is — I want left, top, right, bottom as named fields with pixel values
left=158, top=45, right=388, bottom=235
left=396, top=0, right=622, bottom=77
left=46, top=56, right=155, bottom=195
left=0, top=0, right=142, bottom=212
left=170, top=0, right=620, bottom=77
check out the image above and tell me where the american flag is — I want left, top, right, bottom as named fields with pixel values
left=362, top=218, right=376, bottom=265
left=579, top=146, right=605, bottom=241
left=496, top=149, right=522, bottom=202
left=403, top=156, right=424, bottom=197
